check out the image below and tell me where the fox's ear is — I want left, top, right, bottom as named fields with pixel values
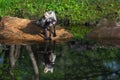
left=44, top=67, right=54, bottom=73
left=44, top=67, right=49, bottom=73
left=50, top=68, right=53, bottom=73
left=44, top=69, right=48, bottom=73
left=49, top=53, right=56, bottom=63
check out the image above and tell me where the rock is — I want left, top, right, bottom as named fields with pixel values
left=0, top=16, right=73, bottom=45
left=87, top=19, right=120, bottom=47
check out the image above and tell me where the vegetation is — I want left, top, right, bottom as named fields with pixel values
left=0, top=0, right=120, bottom=25
left=0, top=43, right=120, bottom=80
left=0, top=0, right=120, bottom=80
left=68, top=25, right=93, bottom=39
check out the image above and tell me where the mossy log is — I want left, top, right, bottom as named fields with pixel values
left=0, top=16, right=73, bottom=45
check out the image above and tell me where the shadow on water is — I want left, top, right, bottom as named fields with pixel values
left=0, top=36, right=120, bottom=79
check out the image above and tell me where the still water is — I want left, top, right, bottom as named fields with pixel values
left=0, top=39, right=120, bottom=80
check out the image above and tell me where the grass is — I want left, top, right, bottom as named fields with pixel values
left=0, top=0, right=120, bottom=25
left=68, top=25, right=93, bottom=39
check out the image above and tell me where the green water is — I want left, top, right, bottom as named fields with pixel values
left=0, top=0, right=120, bottom=79
left=0, top=38, right=120, bottom=80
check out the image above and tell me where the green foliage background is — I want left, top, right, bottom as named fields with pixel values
left=0, top=0, right=120, bottom=24
left=0, top=1, right=120, bottom=79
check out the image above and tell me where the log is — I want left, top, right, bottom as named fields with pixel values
left=0, top=16, right=73, bottom=45
left=87, top=19, right=120, bottom=47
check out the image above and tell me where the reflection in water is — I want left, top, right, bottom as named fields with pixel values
left=0, top=40, right=120, bottom=80
left=0, top=56, right=3, bottom=64
left=33, top=40, right=56, bottom=73
left=41, top=41, right=56, bottom=73
left=0, top=40, right=57, bottom=80
left=104, top=61, right=120, bottom=71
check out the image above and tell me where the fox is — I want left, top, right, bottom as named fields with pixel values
left=36, top=11, right=57, bottom=40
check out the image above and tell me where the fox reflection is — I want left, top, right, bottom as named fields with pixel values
left=38, top=41, right=56, bottom=73
left=43, top=52, right=56, bottom=73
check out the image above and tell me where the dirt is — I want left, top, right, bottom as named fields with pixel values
left=0, top=16, right=73, bottom=45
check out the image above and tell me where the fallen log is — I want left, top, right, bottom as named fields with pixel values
left=87, top=19, right=120, bottom=47
left=0, top=16, right=73, bottom=45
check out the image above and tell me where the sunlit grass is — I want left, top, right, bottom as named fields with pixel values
left=0, top=0, right=119, bottom=24
left=69, top=26, right=93, bottom=39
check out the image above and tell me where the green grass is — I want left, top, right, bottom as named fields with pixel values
left=68, top=26, right=93, bottom=39
left=0, top=0, right=120, bottom=25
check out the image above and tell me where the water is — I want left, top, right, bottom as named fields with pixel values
left=0, top=39, right=120, bottom=80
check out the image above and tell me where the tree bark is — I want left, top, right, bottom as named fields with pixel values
left=26, top=45, right=39, bottom=76
left=14, top=45, right=21, bottom=59
left=10, top=45, right=15, bottom=68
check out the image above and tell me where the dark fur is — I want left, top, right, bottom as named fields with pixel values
left=36, top=15, right=56, bottom=40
